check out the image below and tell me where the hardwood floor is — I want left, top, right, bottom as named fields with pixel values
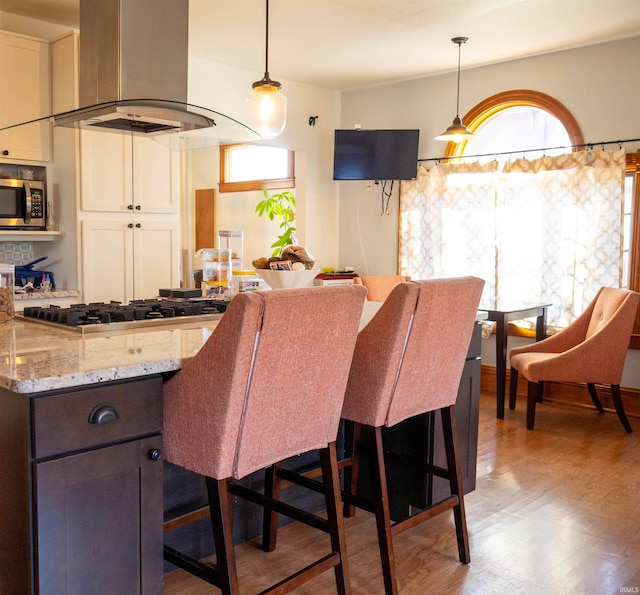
left=163, top=391, right=640, bottom=594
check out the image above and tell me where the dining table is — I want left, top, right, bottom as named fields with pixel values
left=477, top=300, right=551, bottom=419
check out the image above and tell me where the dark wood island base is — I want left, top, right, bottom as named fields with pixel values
left=0, top=323, right=481, bottom=592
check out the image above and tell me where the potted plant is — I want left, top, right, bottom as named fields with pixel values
left=255, top=188, right=296, bottom=257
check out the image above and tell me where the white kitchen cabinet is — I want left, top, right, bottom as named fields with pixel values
left=81, top=219, right=180, bottom=304
left=79, top=130, right=182, bottom=303
left=80, top=130, right=179, bottom=214
left=0, top=31, right=50, bottom=162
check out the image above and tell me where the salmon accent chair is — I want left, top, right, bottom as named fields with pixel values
left=162, top=284, right=367, bottom=594
left=509, top=287, right=640, bottom=433
left=353, top=275, right=411, bottom=302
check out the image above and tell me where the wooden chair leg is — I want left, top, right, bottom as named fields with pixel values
left=440, top=405, right=470, bottom=564
left=509, top=367, right=519, bottom=410
left=526, top=381, right=538, bottom=430
left=587, top=383, right=605, bottom=413
left=319, top=442, right=352, bottom=595
left=205, top=477, right=239, bottom=595
left=537, top=380, right=544, bottom=403
left=342, top=420, right=361, bottom=518
left=261, top=461, right=282, bottom=552
left=365, top=424, right=398, bottom=595
left=611, top=384, right=633, bottom=433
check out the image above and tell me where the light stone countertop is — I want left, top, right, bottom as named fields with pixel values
left=0, top=301, right=483, bottom=395
left=0, top=303, right=383, bottom=395
left=0, top=317, right=221, bottom=394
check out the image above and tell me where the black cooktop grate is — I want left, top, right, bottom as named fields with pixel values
left=21, top=298, right=228, bottom=329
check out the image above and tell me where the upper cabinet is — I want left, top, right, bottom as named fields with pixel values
left=80, top=131, right=180, bottom=214
left=0, top=31, right=51, bottom=162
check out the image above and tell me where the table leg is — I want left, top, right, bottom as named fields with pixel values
left=495, top=314, right=508, bottom=419
left=535, top=308, right=547, bottom=341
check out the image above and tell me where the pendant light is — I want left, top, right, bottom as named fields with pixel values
left=247, top=0, right=286, bottom=139
left=435, top=37, right=476, bottom=143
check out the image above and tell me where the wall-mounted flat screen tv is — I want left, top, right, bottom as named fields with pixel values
left=333, top=129, right=419, bottom=181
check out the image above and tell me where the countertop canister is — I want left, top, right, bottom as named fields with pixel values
left=0, top=263, right=15, bottom=322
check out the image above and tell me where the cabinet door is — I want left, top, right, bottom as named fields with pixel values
left=82, top=219, right=133, bottom=303
left=81, top=134, right=179, bottom=214
left=0, top=32, right=50, bottom=161
left=132, top=218, right=180, bottom=299
left=132, top=137, right=180, bottom=214
left=80, top=130, right=133, bottom=212
left=82, top=218, right=180, bottom=302
left=34, top=435, right=164, bottom=595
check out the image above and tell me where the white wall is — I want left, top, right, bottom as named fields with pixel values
left=338, top=36, right=640, bottom=387
left=339, top=36, right=640, bottom=276
left=185, top=56, right=342, bottom=277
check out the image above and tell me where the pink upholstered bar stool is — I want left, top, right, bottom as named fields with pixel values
left=353, top=275, right=411, bottom=302
left=509, top=287, right=640, bottom=432
left=163, top=284, right=366, bottom=594
left=341, top=277, right=484, bottom=594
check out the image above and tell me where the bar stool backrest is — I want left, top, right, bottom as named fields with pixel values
left=163, top=284, right=367, bottom=479
left=342, top=277, right=484, bottom=428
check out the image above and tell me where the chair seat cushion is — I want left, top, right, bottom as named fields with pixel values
left=510, top=352, right=564, bottom=382
left=511, top=350, right=619, bottom=384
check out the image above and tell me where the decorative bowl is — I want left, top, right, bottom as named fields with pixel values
left=254, top=269, right=318, bottom=290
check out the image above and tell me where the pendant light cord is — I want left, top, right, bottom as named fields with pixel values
left=264, top=0, right=270, bottom=76
left=452, top=37, right=468, bottom=119
left=455, top=42, right=461, bottom=117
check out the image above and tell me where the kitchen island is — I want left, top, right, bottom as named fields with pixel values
left=0, top=305, right=481, bottom=593
left=0, top=316, right=222, bottom=594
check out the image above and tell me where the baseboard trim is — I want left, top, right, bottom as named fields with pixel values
left=481, top=365, right=640, bottom=420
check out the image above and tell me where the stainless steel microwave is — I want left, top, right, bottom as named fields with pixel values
left=0, top=179, right=46, bottom=229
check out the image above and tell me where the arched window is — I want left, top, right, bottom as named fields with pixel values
left=444, top=90, right=639, bottom=337
left=399, top=90, right=630, bottom=331
left=443, top=89, right=584, bottom=160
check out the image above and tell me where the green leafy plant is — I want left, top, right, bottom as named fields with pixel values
left=255, top=188, right=297, bottom=257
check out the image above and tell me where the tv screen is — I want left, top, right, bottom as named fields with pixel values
left=333, top=129, right=419, bottom=181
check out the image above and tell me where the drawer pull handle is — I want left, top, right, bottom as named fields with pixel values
left=88, top=404, right=120, bottom=425
left=148, top=448, right=162, bottom=461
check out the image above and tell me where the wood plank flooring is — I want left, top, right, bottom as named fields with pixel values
left=163, top=391, right=640, bottom=594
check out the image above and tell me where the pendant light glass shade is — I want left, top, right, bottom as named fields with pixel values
left=247, top=0, right=286, bottom=139
left=247, top=78, right=287, bottom=139
left=435, top=37, right=475, bottom=143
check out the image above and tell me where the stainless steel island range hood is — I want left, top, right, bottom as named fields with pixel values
left=3, top=0, right=259, bottom=150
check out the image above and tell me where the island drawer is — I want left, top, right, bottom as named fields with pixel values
left=32, top=377, right=163, bottom=459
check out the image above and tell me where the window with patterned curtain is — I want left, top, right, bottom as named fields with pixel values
left=399, top=95, right=627, bottom=329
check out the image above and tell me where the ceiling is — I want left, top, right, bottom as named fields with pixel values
left=3, top=0, right=640, bottom=91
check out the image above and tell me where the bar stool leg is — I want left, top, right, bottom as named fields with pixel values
left=342, top=420, right=361, bottom=518
left=320, top=442, right=352, bottom=595
left=441, top=406, right=470, bottom=564
left=205, top=477, right=239, bottom=594
left=366, top=425, right=398, bottom=595
left=261, top=461, right=283, bottom=552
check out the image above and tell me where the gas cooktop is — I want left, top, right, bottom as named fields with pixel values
left=18, top=298, right=229, bottom=333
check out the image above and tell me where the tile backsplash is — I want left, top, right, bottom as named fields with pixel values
left=0, top=242, right=34, bottom=265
